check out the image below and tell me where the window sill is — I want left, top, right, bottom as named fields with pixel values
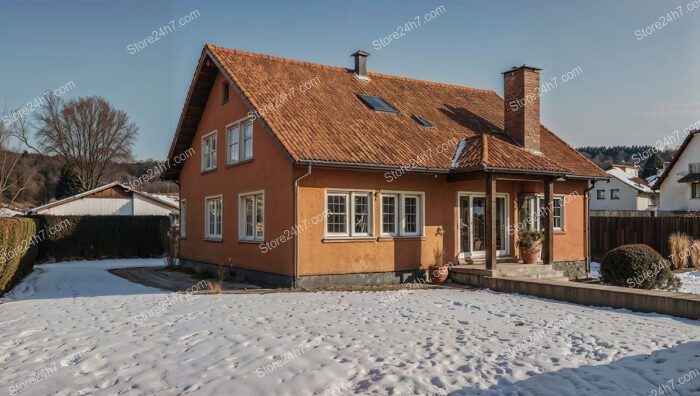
left=201, top=168, right=217, bottom=175
left=226, top=158, right=254, bottom=168
left=377, top=236, right=426, bottom=241
left=323, top=237, right=376, bottom=243
left=204, top=237, right=223, bottom=242
left=238, top=239, right=263, bottom=244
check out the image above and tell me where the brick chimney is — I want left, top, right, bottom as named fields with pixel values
left=503, top=65, right=542, bottom=153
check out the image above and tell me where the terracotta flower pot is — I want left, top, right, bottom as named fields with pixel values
left=429, top=266, right=449, bottom=284
left=519, top=245, right=541, bottom=264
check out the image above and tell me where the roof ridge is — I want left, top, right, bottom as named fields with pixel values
left=367, top=71, right=495, bottom=94
left=481, top=134, right=489, bottom=164
left=206, top=44, right=356, bottom=72
left=206, top=44, right=495, bottom=94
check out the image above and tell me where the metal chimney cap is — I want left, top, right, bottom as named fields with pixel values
left=351, top=50, right=370, bottom=57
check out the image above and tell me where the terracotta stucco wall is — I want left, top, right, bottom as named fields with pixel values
left=178, top=71, right=295, bottom=276
left=177, top=73, right=588, bottom=277
left=297, top=169, right=588, bottom=275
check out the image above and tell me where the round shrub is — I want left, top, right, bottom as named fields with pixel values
left=601, top=244, right=680, bottom=290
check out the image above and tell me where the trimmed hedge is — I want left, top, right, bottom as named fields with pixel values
left=601, top=244, right=680, bottom=291
left=0, top=217, right=40, bottom=295
left=31, top=215, right=169, bottom=261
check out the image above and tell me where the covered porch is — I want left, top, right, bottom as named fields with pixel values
left=447, top=168, right=567, bottom=279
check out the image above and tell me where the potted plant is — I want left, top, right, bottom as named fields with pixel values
left=429, top=262, right=449, bottom=284
left=429, top=227, right=449, bottom=284
left=517, top=229, right=544, bottom=264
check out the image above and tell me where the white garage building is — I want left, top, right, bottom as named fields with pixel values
left=26, top=182, right=179, bottom=217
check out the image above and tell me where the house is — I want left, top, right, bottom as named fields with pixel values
left=655, top=131, right=700, bottom=212
left=26, top=181, right=179, bottom=218
left=590, top=164, right=658, bottom=213
left=164, top=45, right=607, bottom=287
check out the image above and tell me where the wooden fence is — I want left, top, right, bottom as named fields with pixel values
left=590, top=216, right=700, bottom=261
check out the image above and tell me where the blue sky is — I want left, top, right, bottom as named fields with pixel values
left=1, top=0, right=698, bottom=160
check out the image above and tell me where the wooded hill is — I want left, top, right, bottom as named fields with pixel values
left=577, top=145, right=677, bottom=172
left=1, top=150, right=177, bottom=210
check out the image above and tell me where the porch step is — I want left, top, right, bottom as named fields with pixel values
left=491, top=264, right=568, bottom=281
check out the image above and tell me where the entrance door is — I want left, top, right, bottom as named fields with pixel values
left=459, top=194, right=508, bottom=259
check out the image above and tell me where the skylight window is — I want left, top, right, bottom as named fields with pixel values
left=412, top=115, right=433, bottom=128
left=357, top=94, right=399, bottom=113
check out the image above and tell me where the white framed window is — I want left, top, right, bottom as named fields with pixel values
left=552, top=198, right=564, bottom=230
left=611, top=189, right=620, bottom=200
left=180, top=199, right=187, bottom=238
left=243, top=121, right=253, bottom=160
left=596, top=190, right=605, bottom=199
left=227, top=124, right=240, bottom=164
left=520, top=195, right=565, bottom=232
left=202, top=131, right=217, bottom=171
left=692, top=182, right=700, bottom=199
left=326, top=193, right=348, bottom=236
left=402, top=194, right=420, bottom=236
left=325, top=191, right=373, bottom=237
left=381, top=194, right=398, bottom=235
left=380, top=192, right=425, bottom=237
left=205, top=195, right=222, bottom=240
left=226, top=117, right=253, bottom=165
left=648, top=195, right=658, bottom=206
left=689, top=162, right=700, bottom=174
left=239, top=191, right=264, bottom=241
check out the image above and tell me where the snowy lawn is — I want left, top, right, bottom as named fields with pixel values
left=678, top=270, right=700, bottom=295
left=1, top=259, right=699, bottom=395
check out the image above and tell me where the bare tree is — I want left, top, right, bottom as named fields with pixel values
left=0, top=117, right=28, bottom=207
left=13, top=95, right=138, bottom=191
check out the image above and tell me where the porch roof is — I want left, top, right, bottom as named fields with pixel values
left=451, top=134, right=570, bottom=177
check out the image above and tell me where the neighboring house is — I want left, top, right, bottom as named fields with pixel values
left=645, top=161, right=670, bottom=187
left=655, top=131, right=700, bottom=212
left=26, top=182, right=179, bottom=218
left=590, top=164, right=658, bottom=212
left=164, top=45, right=607, bottom=287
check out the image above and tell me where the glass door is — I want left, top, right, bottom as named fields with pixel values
left=459, top=194, right=508, bottom=259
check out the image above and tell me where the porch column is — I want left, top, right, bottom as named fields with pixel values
left=485, top=173, right=497, bottom=270
left=543, top=178, right=555, bottom=264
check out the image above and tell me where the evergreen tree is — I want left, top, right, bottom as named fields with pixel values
left=55, top=166, right=83, bottom=199
left=641, top=153, right=664, bottom=179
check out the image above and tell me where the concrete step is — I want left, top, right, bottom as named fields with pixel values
left=511, top=276, right=570, bottom=282
left=492, top=265, right=556, bottom=277
left=494, top=267, right=567, bottom=280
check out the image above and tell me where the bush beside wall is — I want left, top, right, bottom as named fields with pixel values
left=31, top=215, right=168, bottom=262
left=0, top=218, right=40, bottom=295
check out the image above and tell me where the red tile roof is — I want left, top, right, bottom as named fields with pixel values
left=454, top=134, right=570, bottom=174
left=165, top=45, right=607, bottom=179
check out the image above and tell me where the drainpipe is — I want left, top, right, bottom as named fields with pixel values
left=584, top=181, right=595, bottom=275
left=293, top=164, right=313, bottom=288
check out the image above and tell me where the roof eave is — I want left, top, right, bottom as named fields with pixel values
left=295, top=160, right=449, bottom=174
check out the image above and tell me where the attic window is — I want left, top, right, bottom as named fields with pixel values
left=222, top=81, right=230, bottom=104
left=357, top=94, right=399, bottom=113
left=412, top=115, right=433, bottom=128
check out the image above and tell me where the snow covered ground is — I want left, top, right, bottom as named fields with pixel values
left=678, top=270, right=700, bottom=295
left=1, top=259, right=699, bottom=395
